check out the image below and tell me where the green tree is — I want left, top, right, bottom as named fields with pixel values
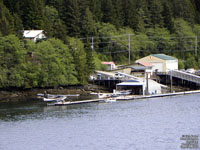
left=44, top=6, right=67, bottom=40
left=172, top=0, right=196, bottom=24
left=112, top=0, right=124, bottom=28
left=0, top=1, right=14, bottom=35
left=148, top=0, right=163, bottom=28
left=66, top=37, right=88, bottom=84
left=89, top=0, right=102, bottom=21
left=0, top=35, right=26, bottom=87
left=21, top=0, right=45, bottom=29
left=35, top=39, right=78, bottom=87
left=62, top=0, right=81, bottom=37
left=101, top=0, right=115, bottom=24
left=122, top=0, right=138, bottom=30
left=162, top=2, right=174, bottom=33
left=81, top=7, right=97, bottom=37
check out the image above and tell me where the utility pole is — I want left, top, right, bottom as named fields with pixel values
left=128, top=34, right=131, bottom=64
left=91, top=37, right=94, bottom=51
left=170, top=70, right=173, bottom=93
left=195, top=35, right=198, bottom=60
left=146, top=72, right=149, bottom=95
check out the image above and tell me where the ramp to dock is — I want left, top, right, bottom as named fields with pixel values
left=169, top=70, right=200, bottom=84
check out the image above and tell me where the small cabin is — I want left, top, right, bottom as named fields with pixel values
left=23, top=30, right=46, bottom=42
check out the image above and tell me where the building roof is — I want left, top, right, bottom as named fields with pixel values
left=101, top=61, right=115, bottom=65
left=132, top=66, right=146, bottom=70
left=138, top=62, right=153, bottom=67
left=116, top=81, right=144, bottom=86
left=96, top=71, right=115, bottom=77
left=152, top=54, right=177, bottom=60
left=23, top=30, right=44, bottom=38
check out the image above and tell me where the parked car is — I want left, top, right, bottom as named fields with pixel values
left=186, top=68, right=195, bottom=74
left=179, top=69, right=185, bottom=72
left=195, top=70, right=200, bottom=76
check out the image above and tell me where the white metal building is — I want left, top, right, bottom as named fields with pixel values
left=136, top=54, right=178, bottom=72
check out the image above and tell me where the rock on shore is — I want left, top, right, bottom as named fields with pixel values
left=0, top=84, right=110, bottom=103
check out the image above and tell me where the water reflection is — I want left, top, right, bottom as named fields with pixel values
left=0, top=94, right=200, bottom=150
left=0, top=98, right=106, bottom=122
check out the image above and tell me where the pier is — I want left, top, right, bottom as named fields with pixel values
left=51, top=90, right=200, bottom=106
left=156, top=70, right=200, bottom=89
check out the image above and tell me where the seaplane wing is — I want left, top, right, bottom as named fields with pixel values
left=43, top=96, right=68, bottom=102
left=37, top=93, right=79, bottom=98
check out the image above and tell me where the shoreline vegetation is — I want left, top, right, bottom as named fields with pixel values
left=0, top=1, right=200, bottom=103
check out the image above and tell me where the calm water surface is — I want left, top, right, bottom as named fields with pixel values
left=0, top=94, right=200, bottom=150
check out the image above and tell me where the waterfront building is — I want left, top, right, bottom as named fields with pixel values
left=135, top=54, right=178, bottom=72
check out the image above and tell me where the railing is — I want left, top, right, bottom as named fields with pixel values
left=168, top=70, right=200, bottom=84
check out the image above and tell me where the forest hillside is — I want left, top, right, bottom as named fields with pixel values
left=0, top=0, right=200, bottom=88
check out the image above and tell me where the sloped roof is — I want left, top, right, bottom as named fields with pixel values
left=152, top=54, right=177, bottom=60
left=138, top=62, right=153, bottom=67
left=117, top=81, right=144, bottom=86
left=101, top=61, right=115, bottom=65
left=23, top=30, right=44, bottom=38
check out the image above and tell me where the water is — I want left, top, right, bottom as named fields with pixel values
left=0, top=94, right=200, bottom=150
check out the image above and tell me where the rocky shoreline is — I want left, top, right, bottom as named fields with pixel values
left=0, top=84, right=111, bottom=103
left=0, top=83, right=192, bottom=104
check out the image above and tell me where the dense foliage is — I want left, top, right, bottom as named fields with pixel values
left=0, top=0, right=200, bottom=88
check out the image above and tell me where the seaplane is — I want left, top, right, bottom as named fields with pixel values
left=37, top=93, right=79, bottom=106
left=90, top=90, right=131, bottom=102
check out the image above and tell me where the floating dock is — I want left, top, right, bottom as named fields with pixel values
left=49, top=98, right=104, bottom=106
left=47, top=90, right=200, bottom=106
left=116, top=90, right=200, bottom=100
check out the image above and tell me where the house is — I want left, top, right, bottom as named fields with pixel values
left=101, top=61, right=116, bottom=71
left=23, top=30, right=46, bottom=42
left=131, top=62, right=153, bottom=78
left=135, top=54, right=178, bottom=72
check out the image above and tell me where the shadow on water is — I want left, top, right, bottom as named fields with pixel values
left=0, top=96, right=100, bottom=122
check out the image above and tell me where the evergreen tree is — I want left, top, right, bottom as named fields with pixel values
left=21, top=0, right=45, bottom=29
left=62, top=0, right=81, bottom=37
left=162, top=2, right=174, bottom=33
left=112, top=0, right=124, bottom=28
left=148, top=0, right=164, bottom=28
left=67, top=38, right=88, bottom=84
left=81, top=7, right=97, bottom=37
left=122, top=0, right=138, bottom=30
left=0, top=1, right=14, bottom=35
left=101, top=0, right=115, bottom=24
left=85, top=42, right=95, bottom=75
left=172, top=0, right=196, bottom=24
left=13, top=13, right=23, bottom=37
left=44, top=6, right=67, bottom=40
left=136, top=0, right=151, bottom=31
left=89, top=0, right=102, bottom=21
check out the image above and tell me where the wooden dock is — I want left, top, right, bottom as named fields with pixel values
left=48, top=90, right=200, bottom=106
left=51, top=98, right=104, bottom=106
